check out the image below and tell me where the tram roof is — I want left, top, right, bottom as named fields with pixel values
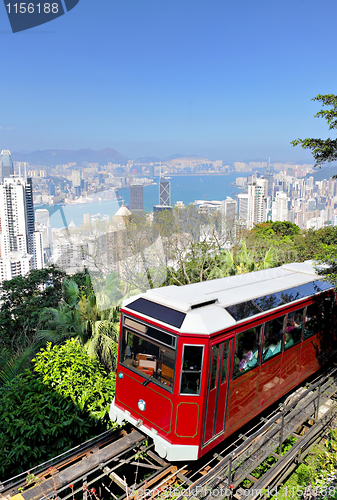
left=123, top=261, right=334, bottom=335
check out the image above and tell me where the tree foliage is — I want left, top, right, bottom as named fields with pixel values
left=292, top=94, right=337, bottom=166
left=33, top=339, right=116, bottom=423
left=0, top=266, right=66, bottom=353
left=0, top=339, right=116, bottom=479
left=37, top=276, right=120, bottom=371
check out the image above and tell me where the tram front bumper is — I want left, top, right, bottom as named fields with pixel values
left=109, top=398, right=199, bottom=461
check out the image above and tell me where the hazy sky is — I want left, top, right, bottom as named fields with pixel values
left=1, top=0, right=336, bottom=162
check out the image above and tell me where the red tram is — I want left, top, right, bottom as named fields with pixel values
left=109, top=261, right=336, bottom=461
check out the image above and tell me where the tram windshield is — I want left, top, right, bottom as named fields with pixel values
left=120, top=316, right=176, bottom=391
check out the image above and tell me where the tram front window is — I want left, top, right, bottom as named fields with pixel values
left=120, top=325, right=176, bottom=391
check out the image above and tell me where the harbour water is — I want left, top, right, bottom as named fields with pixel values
left=35, top=173, right=243, bottom=228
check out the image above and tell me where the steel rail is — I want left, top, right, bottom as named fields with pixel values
left=174, top=366, right=337, bottom=500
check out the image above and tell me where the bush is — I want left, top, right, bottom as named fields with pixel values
left=33, top=339, right=116, bottom=424
left=0, top=371, right=91, bottom=478
left=0, top=339, right=116, bottom=479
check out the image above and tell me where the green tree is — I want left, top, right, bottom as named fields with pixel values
left=209, top=241, right=278, bottom=279
left=244, top=222, right=301, bottom=265
left=37, top=275, right=120, bottom=371
left=33, top=339, right=116, bottom=423
left=0, top=266, right=66, bottom=353
left=0, top=339, right=116, bottom=478
left=251, top=221, right=301, bottom=239
left=291, top=94, right=337, bottom=166
left=0, top=370, right=91, bottom=478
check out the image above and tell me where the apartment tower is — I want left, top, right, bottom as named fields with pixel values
left=0, top=151, right=43, bottom=282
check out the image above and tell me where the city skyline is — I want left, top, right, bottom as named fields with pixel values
left=1, top=0, right=337, bottom=162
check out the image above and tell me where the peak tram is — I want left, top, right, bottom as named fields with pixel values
left=110, top=261, right=336, bottom=461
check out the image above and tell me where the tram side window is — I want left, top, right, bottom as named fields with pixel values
left=210, top=345, right=219, bottom=390
left=304, top=303, right=319, bottom=339
left=221, top=340, right=230, bottom=384
left=233, top=327, right=261, bottom=379
left=262, top=316, right=285, bottom=362
left=180, top=345, right=203, bottom=395
left=284, top=309, right=304, bottom=350
left=322, top=296, right=335, bottom=329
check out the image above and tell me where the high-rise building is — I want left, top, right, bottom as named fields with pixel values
left=35, top=208, right=52, bottom=263
left=72, top=168, right=81, bottom=187
left=159, top=179, right=170, bottom=206
left=0, top=150, right=14, bottom=182
left=222, top=197, right=237, bottom=222
left=72, top=168, right=82, bottom=196
left=238, top=193, right=248, bottom=223
left=264, top=166, right=274, bottom=198
left=130, top=185, right=143, bottom=213
left=272, top=191, right=289, bottom=222
left=0, top=175, right=44, bottom=282
left=246, top=178, right=268, bottom=229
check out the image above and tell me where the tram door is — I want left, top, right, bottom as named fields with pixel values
left=203, top=339, right=232, bottom=445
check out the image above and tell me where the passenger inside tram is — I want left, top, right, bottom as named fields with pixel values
left=262, top=316, right=284, bottom=362
left=285, top=309, right=304, bottom=348
left=263, top=330, right=283, bottom=361
left=233, top=327, right=260, bottom=377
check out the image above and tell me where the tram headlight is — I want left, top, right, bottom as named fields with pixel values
left=138, top=399, right=146, bottom=412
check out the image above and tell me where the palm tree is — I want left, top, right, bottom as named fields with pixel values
left=0, top=345, right=35, bottom=385
left=36, top=274, right=120, bottom=372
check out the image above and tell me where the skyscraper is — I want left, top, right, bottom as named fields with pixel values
left=159, top=179, right=170, bottom=206
left=272, top=191, right=289, bottom=222
left=246, top=178, right=268, bottom=229
left=72, top=168, right=82, bottom=196
left=238, top=193, right=248, bottom=223
left=0, top=150, right=14, bottom=182
left=130, top=185, right=143, bottom=213
left=0, top=175, right=44, bottom=282
left=264, top=166, right=274, bottom=198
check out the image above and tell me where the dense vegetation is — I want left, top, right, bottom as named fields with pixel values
left=1, top=217, right=337, bottom=479
left=0, top=339, right=115, bottom=477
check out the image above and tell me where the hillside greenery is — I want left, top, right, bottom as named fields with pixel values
left=0, top=339, right=116, bottom=478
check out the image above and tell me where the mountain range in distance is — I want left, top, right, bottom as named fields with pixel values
left=11, top=148, right=212, bottom=169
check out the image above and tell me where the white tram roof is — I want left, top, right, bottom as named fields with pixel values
left=123, top=261, right=333, bottom=335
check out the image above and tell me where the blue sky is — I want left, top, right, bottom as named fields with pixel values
left=0, top=0, right=336, bottom=162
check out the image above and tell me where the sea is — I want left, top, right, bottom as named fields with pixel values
left=34, top=173, right=245, bottom=229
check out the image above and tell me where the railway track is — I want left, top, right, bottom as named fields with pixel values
left=2, top=367, right=337, bottom=500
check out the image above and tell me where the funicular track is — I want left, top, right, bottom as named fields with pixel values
left=2, top=367, right=337, bottom=500
left=175, top=366, right=337, bottom=500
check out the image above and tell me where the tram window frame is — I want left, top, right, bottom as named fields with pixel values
left=262, top=315, right=285, bottom=363
left=179, top=344, right=204, bottom=396
left=303, top=302, right=320, bottom=340
left=232, top=326, right=262, bottom=379
left=221, top=340, right=230, bottom=385
left=284, top=308, right=304, bottom=350
left=120, top=318, right=177, bottom=393
left=210, top=345, right=220, bottom=391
